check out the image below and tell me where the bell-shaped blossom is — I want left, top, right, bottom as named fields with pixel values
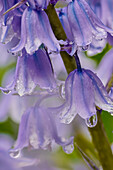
left=56, top=68, right=113, bottom=125
left=97, top=48, right=113, bottom=86
left=0, top=48, right=56, bottom=96
left=67, top=0, right=113, bottom=51
left=11, top=103, right=74, bottom=153
left=10, top=7, right=60, bottom=54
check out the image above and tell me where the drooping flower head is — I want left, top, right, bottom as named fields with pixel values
left=56, top=52, right=113, bottom=127
left=0, top=48, right=57, bottom=96
left=11, top=97, right=74, bottom=154
left=87, top=0, right=113, bottom=47
left=67, top=0, right=113, bottom=51
left=10, top=7, right=60, bottom=54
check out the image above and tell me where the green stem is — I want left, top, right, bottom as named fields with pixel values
left=45, top=4, right=76, bottom=74
left=88, top=111, right=113, bottom=170
left=45, top=3, right=113, bottom=170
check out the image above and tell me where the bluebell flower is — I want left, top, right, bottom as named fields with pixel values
left=0, top=48, right=57, bottom=96
left=11, top=103, right=74, bottom=153
left=88, top=0, right=113, bottom=48
left=67, top=0, right=113, bottom=51
left=10, top=7, right=60, bottom=54
left=57, top=66, right=113, bottom=126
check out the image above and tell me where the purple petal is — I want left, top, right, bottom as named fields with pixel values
left=35, top=10, right=60, bottom=52
left=0, top=0, right=3, bottom=12
left=14, top=108, right=33, bottom=150
left=13, top=103, right=74, bottom=152
left=10, top=8, right=60, bottom=54
left=27, top=49, right=56, bottom=90
left=10, top=8, right=27, bottom=53
left=80, top=0, right=113, bottom=35
left=0, top=48, right=56, bottom=96
left=12, top=16, right=21, bottom=38
left=97, top=48, right=113, bottom=86
left=85, top=69, right=113, bottom=112
left=59, top=69, right=96, bottom=123
left=0, top=149, right=20, bottom=170
left=58, top=70, right=78, bottom=124
left=68, top=0, right=92, bottom=47
left=58, top=7, right=73, bottom=41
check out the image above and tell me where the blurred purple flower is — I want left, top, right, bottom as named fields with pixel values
left=97, top=48, right=113, bottom=86
left=11, top=102, right=74, bottom=154
left=56, top=68, right=113, bottom=126
left=0, top=48, right=57, bottom=96
left=10, top=7, right=60, bottom=54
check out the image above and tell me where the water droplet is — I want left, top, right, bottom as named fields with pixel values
left=110, top=33, right=113, bottom=36
left=111, top=113, right=113, bottom=116
left=3, top=89, right=11, bottom=94
left=82, top=45, right=89, bottom=51
left=9, top=150, right=21, bottom=158
left=59, top=84, right=65, bottom=99
left=85, top=114, right=97, bottom=128
left=63, top=143, right=74, bottom=154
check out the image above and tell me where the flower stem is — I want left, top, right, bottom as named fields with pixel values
left=45, top=4, right=76, bottom=74
left=45, top=3, right=113, bottom=170
left=73, top=51, right=82, bottom=72
left=88, top=111, right=113, bottom=170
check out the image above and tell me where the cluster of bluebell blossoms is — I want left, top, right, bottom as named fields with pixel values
left=1, top=0, right=113, bottom=169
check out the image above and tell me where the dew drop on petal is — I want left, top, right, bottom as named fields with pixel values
left=3, top=89, right=11, bottom=94
left=82, top=45, right=89, bottom=51
left=9, top=150, right=21, bottom=158
left=59, top=84, right=65, bottom=99
left=85, top=114, right=97, bottom=128
left=63, top=142, right=74, bottom=154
